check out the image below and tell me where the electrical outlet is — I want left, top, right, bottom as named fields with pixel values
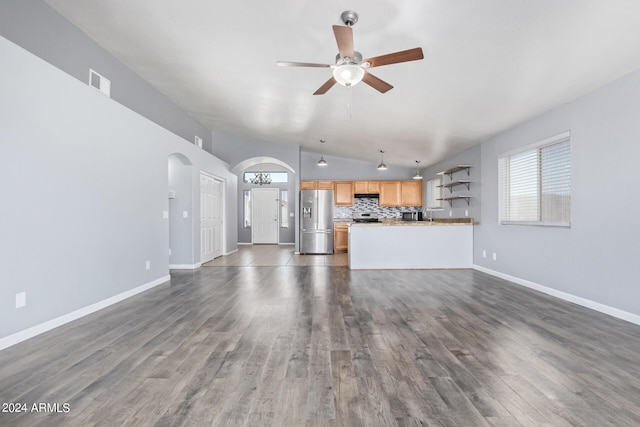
left=163, top=210, right=169, bottom=219
left=482, top=250, right=486, bottom=258
left=492, top=252, right=497, bottom=261
left=16, top=292, right=26, bottom=308
left=169, top=248, right=172, bottom=255
left=183, top=211, right=188, bottom=219
left=146, top=260, right=151, bottom=270
left=449, top=210, right=453, bottom=217
left=465, top=209, right=469, bottom=217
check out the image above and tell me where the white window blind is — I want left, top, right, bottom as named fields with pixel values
left=499, top=132, right=571, bottom=227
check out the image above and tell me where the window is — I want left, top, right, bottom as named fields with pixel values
left=243, top=190, right=251, bottom=228
left=243, top=172, right=289, bottom=184
left=425, top=177, right=443, bottom=209
left=280, top=190, right=289, bottom=228
left=499, top=132, right=571, bottom=227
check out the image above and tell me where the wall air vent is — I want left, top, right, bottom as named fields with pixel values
left=89, top=69, right=111, bottom=97
left=194, top=135, right=203, bottom=148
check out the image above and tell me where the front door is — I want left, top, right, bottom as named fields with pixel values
left=200, top=172, right=224, bottom=262
left=251, top=188, right=279, bottom=244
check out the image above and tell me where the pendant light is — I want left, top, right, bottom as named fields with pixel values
left=377, top=150, right=387, bottom=170
left=413, top=160, right=423, bottom=180
left=317, top=139, right=328, bottom=166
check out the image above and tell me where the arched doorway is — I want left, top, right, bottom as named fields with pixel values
left=168, top=153, right=193, bottom=268
left=233, top=158, right=297, bottom=245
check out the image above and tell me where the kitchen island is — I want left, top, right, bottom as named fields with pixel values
left=348, top=219, right=473, bottom=269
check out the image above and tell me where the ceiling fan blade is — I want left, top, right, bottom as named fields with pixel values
left=277, top=61, right=332, bottom=68
left=362, top=72, right=394, bottom=93
left=362, top=47, right=424, bottom=68
left=313, top=77, right=337, bottom=95
left=332, top=25, right=354, bottom=59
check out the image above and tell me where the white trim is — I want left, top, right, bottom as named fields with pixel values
left=169, top=263, right=201, bottom=270
left=279, top=242, right=295, bottom=246
left=0, top=275, right=170, bottom=351
left=473, top=265, right=640, bottom=326
left=238, top=242, right=252, bottom=246
left=231, top=157, right=296, bottom=175
left=224, top=248, right=239, bottom=255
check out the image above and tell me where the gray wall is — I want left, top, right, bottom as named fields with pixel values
left=213, top=132, right=301, bottom=248
left=421, top=145, right=482, bottom=221
left=0, top=35, right=237, bottom=343
left=0, top=0, right=212, bottom=152
left=474, top=69, right=640, bottom=318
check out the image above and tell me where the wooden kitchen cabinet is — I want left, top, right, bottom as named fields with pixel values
left=334, top=223, right=349, bottom=252
left=300, top=180, right=334, bottom=190
left=379, top=181, right=402, bottom=206
left=354, top=180, right=380, bottom=194
left=401, top=180, right=423, bottom=206
left=333, top=181, right=354, bottom=205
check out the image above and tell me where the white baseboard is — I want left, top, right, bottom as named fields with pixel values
left=279, top=242, right=295, bottom=246
left=169, top=263, right=201, bottom=270
left=238, top=242, right=252, bottom=246
left=223, top=248, right=238, bottom=256
left=0, top=275, right=170, bottom=351
left=473, top=265, right=640, bottom=326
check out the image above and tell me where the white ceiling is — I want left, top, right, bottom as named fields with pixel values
left=45, top=0, right=640, bottom=168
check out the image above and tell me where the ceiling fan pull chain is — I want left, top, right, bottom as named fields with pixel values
left=347, top=84, right=352, bottom=118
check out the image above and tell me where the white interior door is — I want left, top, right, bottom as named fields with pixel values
left=252, top=188, right=279, bottom=244
left=200, top=172, right=224, bottom=262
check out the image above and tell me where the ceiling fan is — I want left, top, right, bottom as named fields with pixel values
left=277, top=11, right=424, bottom=95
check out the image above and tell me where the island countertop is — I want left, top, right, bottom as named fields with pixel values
left=349, top=218, right=474, bottom=226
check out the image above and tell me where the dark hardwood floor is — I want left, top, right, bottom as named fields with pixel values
left=1, top=252, right=640, bottom=426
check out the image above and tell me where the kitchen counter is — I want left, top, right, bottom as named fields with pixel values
left=350, top=218, right=474, bottom=226
left=348, top=220, right=473, bottom=269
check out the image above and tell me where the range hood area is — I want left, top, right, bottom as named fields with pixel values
left=354, top=193, right=379, bottom=198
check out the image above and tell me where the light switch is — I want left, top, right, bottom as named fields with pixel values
left=163, top=210, right=169, bottom=219
left=16, top=292, right=26, bottom=308
left=183, top=211, right=189, bottom=218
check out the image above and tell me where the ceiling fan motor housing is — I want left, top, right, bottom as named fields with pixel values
left=335, top=51, right=363, bottom=66
left=340, top=10, right=359, bottom=26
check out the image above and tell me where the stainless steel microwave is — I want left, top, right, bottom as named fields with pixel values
left=402, top=211, right=423, bottom=221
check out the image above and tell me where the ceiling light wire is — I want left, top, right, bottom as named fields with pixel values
left=377, top=150, right=387, bottom=170
left=317, top=139, right=328, bottom=166
left=413, top=160, right=423, bottom=179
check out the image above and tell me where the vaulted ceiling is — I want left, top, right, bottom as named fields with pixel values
left=45, top=0, right=640, bottom=167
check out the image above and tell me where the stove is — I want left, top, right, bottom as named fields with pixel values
left=352, top=212, right=381, bottom=223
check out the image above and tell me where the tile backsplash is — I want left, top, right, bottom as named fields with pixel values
left=334, top=197, right=421, bottom=218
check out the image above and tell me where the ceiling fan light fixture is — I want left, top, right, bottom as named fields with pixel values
left=333, top=64, right=365, bottom=87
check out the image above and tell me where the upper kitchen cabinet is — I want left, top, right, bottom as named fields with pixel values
left=334, top=181, right=354, bottom=206
left=353, top=181, right=380, bottom=194
left=300, top=180, right=334, bottom=190
left=379, top=181, right=402, bottom=206
left=401, top=180, right=423, bottom=206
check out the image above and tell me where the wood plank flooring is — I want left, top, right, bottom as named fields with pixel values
left=1, top=249, right=640, bottom=426
left=201, top=245, right=348, bottom=267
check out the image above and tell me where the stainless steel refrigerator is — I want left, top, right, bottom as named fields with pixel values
left=300, top=189, right=334, bottom=254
